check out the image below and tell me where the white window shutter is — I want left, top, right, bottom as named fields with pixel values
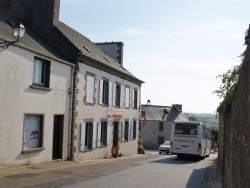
left=80, top=122, right=86, bottom=151
left=99, top=79, right=103, bottom=104
left=130, top=121, right=133, bottom=140
left=112, top=83, right=116, bottom=106
left=121, top=121, right=124, bottom=142
left=92, top=122, right=97, bottom=149
left=86, top=75, right=94, bottom=103
left=107, top=121, right=111, bottom=145
left=137, top=89, right=140, bottom=109
left=97, top=122, right=101, bottom=147
left=132, top=89, right=135, bottom=108
left=120, top=85, right=124, bottom=107
left=109, top=81, right=112, bottom=106
left=125, top=87, right=130, bottom=108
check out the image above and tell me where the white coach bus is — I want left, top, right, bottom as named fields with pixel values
left=171, top=121, right=212, bottom=159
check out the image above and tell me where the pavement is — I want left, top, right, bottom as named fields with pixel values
left=201, top=152, right=222, bottom=188
left=0, top=151, right=222, bottom=188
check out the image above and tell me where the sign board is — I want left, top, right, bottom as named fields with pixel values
left=107, top=110, right=123, bottom=118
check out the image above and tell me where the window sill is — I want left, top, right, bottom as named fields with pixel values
left=30, top=84, right=52, bottom=91
left=22, top=147, right=45, bottom=154
left=85, top=102, right=95, bottom=106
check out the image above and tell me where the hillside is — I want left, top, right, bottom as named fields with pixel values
left=184, top=113, right=218, bottom=128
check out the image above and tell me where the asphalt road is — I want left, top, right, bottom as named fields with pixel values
left=0, top=151, right=218, bottom=188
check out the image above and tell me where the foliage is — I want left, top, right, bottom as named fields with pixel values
left=188, top=115, right=198, bottom=121
left=185, top=113, right=218, bottom=128
left=209, top=126, right=219, bottom=142
left=213, top=64, right=241, bottom=119
left=138, top=136, right=143, bottom=145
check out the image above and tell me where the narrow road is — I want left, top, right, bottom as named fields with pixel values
left=0, top=151, right=217, bottom=188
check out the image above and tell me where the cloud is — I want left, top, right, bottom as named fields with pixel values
left=118, top=27, right=150, bottom=36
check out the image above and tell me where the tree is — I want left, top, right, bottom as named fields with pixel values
left=209, top=126, right=219, bottom=142
left=188, top=115, right=198, bottom=121
left=213, top=64, right=241, bottom=119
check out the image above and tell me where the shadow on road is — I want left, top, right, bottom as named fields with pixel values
left=150, top=155, right=202, bottom=165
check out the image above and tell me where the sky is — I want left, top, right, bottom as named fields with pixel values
left=60, top=0, right=249, bottom=114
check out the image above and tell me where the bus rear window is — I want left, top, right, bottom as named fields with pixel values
left=174, top=123, right=197, bottom=135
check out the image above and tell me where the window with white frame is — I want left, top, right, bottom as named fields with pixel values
left=132, top=89, right=138, bottom=109
left=86, top=74, right=95, bottom=103
left=23, top=115, right=43, bottom=150
left=32, top=57, right=50, bottom=87
left=133, top=121, right=137, bottom=139
left=113, top=83, right=121, bottom=107
left=85, top=122, right=93, bottom=149
left=125, top=87, right=130, bottom=108
left=101, top=121, right=108, bottom=146
left=124, top=121, right=129, bottom=141
left=99, top=79, right=111, bottom=105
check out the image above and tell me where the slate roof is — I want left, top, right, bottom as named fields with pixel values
left=0, top=10, right=69, bottom=64
left=141, top=104, right=188, bottom=122
left=55, top=22, right=143, bottom=84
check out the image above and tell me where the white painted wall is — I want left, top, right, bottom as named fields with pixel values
left=0, top=46, right=73, bottom=165
left=75, top=61, right=141, bottom=160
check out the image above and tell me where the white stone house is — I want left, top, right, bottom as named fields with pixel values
left=0, top=10, right=74, bottom=165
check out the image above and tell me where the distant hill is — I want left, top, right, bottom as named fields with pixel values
left=184, top=113, right=218, bottom=128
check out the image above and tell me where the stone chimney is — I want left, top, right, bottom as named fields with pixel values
left=172, top=104, right=182, bottom=111
left=0, top=0, right=81, bottom=63
left=0, top=0, right=60, bottom=34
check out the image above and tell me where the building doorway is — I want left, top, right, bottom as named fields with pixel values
left=113, top=122, right=119, bottom=147
left=53, top=115, right=64, bottom=160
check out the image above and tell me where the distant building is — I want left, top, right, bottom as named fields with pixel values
left=96, top=42, right=124, bottom=66
left=139, top=104, right=188, bottom=149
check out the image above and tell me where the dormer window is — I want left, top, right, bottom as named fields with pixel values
left=83, top=45, right=91, bottom=53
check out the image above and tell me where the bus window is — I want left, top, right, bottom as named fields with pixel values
left=174, top=123, right=197, bottom=135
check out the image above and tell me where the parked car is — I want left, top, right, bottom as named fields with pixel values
left=159, top=141, right=172, bottom=154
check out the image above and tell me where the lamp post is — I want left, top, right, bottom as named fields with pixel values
left=0, top=22, right=25, bottom=52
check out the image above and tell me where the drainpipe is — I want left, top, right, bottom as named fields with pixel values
left=68, top=64, right=75, bottom=160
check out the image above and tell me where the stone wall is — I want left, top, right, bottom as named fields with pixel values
left=219, top=45, right=250, bottom=187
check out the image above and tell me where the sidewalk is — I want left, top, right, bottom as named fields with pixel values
left=201, top=153, right=222, bottom=188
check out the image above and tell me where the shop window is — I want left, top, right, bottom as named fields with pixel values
left=23, top=115, right=43, bottom=150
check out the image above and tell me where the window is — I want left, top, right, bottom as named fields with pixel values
left=133, top=121, right=137, bottom=139
left=101, top=122, right=108, bottom=146
left=23, top=115, right=43, bottom=150
left=99, top=79, right=111, bottom=105
left=86, top=74, right=95, bottom=103
left=125, top=87, right=130, bottom=108
left=132, top=89, right=138, bottom=109
left=85, top=122, right=93, bottom=149
left=113, top=83, right=121, bottom=107
left=159, top=122, right=164, bottom=131
left=124, top=121, right=129, bottom=141
left=32, top=57, right=50, bottom=87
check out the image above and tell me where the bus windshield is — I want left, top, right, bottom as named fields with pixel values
left=174, top=123, right=197, bottom=135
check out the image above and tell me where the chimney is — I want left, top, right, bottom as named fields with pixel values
left=172, top=104, right=182, bottom=111
left=0, top=0, right=60, bottom=34
left=95, top=42, right=124, bottom=66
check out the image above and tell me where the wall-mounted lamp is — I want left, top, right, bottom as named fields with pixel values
left=0, top=22, right=25, bottom=52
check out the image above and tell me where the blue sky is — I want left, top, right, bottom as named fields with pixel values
left=60, top=0, right=249, bottom=113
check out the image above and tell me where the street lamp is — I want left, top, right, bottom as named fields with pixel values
left=0, top=22, right=25, bottom=52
